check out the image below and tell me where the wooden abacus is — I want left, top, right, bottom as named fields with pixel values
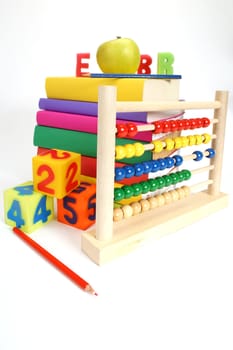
left=81, top=86, right=229, bottom=265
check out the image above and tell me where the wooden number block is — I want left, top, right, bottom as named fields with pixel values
left=57, top=182, right=96, bottom=230
left=33, top=149, right=81, bottom=199
left=4, top=181, right=54, bottom=233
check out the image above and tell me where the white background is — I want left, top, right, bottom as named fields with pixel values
left=0, top=0, right=233, bottom=349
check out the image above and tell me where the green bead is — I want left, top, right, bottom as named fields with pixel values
left=162, top=175, right=173, bottom=187
left=148, top=178, right=159, bottom=191
left=114, top=188, right=125, bottom=201
left=169, top=173, right=180, bottom=184
left=140, top=181, right=151, bottom=194
left=177, top=171, right=185, bottom=182
left=132, top=183, right=143, bottom=196
left=182, top=169, right=192, bottom=180
left=155, top=177, right=166, bottom=189
left=122, top=185, right=134, bottom=199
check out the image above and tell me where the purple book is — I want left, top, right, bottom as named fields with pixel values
left=39, top=98, right=149, bottom=122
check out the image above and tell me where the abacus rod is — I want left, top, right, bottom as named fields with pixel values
left=191, top=165, right=214, bottom=175
left=115, top=100, right=222, bottom=113
left=95, top=86, right=116, bottom=241
left=114, top=118, right=218, bottom=134
left=208, top=91, right=228, bottom=195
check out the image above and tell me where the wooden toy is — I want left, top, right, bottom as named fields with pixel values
left=57, top=182, right=96, bottom=230
left=4, top=181, right=54, bottom=233
left=81, top=86, right=229, bottom=265
left=32, top=149, right=81, bottom=199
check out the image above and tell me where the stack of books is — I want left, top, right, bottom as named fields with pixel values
left=33, top=75, right=183, bottom=186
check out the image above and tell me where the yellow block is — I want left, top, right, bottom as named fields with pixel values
left=4, top=181, right=54, bottom=233
left=32, top=149, right=81, bottom=199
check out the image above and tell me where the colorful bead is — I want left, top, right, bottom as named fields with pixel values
left=202, top=117, right=210, bottom=128
left=156, top=194, right=165, bottom=206
left=122, top=185, right=134, bottom=199
left=162, top=175, right=173, bottom=187
left=115, top=145, right=126, bottom=160
left=152, top=140, right=164, bottom=153
left=134, top=163, right=144, bottom=176
left=187, top=135, right=196, bottom=146
left=114, top=188, right=125, bottom=201
left=113, top=208, right=124, bottom=221
left=177, top=119, right=184, bottom=131
left=193, top=150, right=203, bottom=161
left=142, top=161, right=153, bottom=174
left=164, top=138, right=175, bottom=151
left=155, top=177, right=166, bottom=189
left=141, top=181, right=151, bottom=194
left=148, top=197, right=158, bottom=209
left=176, top=187, right=186, bottom=199
left=132, top=183, right=143, bottom=196
left=170, top=189, right=179, bottom=201
left=131, top=201, right=142, bottom=215
left=115, top=167, right=126, bottom=181
left=189, top=118, right=197, bottom=129
left=194, top=134, right=203, bottom=145
left=170, top=120, right=178, bottom=132
left=205, top=148, right=215, bottom=159
left=148, top=178, right=159, bottom=192
left=124, top=165, right=135, bottom=178
left=196, top=118, right=203, bottom=128
left=165, top=157, right=175, bottom=168
left=181, top=185, right=191, bottom=196
left=151, top=160, right=160, bottom=172
left=174, top=137, right=183, bottom=149
left=202, top=133, right=211, bottom=144
left=169, top=172, right=180, bottom=184
left=182, top=169, right=192, bottom=180
left=153, top=121, right=163, bottom=134
left=134, top=142, right=145, bottom=157
left=183, top=119, right=191, bottom=130
left=158, top=158, right=167, bottom=170
left=181, top=136, right=189, bottom=147
left=127, top=123, right=138, bottom=137
left=116, top=124, right=128, bottom=138
left=163, top=191, right=173, bottom=204
left=173, top=155, right=183, bottom=167
left=163, top=120, right=171, bottom=133
left=124, top=144, right=136, bottom=158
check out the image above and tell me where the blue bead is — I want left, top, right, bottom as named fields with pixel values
left=164, top=157, right=175, bottom=168
left=173, top=155, right=183, bottom=167
left=158, top=158, right=167, bottom=170
left=124, top=165, right=135, bottom=178
left=115, top=167, right=126, bottom=181
left=134, top=163, right=145, bottom=176
left=150, top=160, right=160, bottom=172
left=142, top=161, right=153, bottom=174
left=193, top=150, right=203, bottom=161
left=205, top=148, right=215, bottom=159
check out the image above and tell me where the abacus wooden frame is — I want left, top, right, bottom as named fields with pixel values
left=81, top=87, right=229, bottom=265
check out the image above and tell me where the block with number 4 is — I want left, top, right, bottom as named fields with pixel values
left=4, top=181, right=54, bottom=233
left=57, top=182, right=96, bottom=230
left=32, top=149, right=81, bottom=199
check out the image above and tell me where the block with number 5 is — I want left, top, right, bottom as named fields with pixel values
left=32, top=149, right=81, bottom=199
left=4, top=181, right=54, bottom=233
left=57, top=182, right=96, bottom=230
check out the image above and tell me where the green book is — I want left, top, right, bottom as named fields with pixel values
left=33, top=126, right=152, bottom=164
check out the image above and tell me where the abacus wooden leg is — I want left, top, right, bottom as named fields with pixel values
left=81, top=191, right=228, bottom=265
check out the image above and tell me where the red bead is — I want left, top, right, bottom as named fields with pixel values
left=153, top=121, right=163, bottom=134
left=116, top=124, right=128, bottom=138
left=202, top=117, right=210, bottom=127
left=177, top=119, right=184, bottom=131
left=163, top=120, right=171, bottom=133
left=170, top=120, right=178, bottom=131
left=189, top=118, right=197, bottom=129
left=127, top=122, right=138, bottom=137
left=183, top=119, right=191, bottom=130
left=196, top=118, right=203, bottom=128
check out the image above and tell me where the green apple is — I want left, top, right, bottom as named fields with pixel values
left=96, top=37, right=140, bottom=74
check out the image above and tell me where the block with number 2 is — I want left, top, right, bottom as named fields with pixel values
left=33, top=149, right=81, bottom=199
left=4, top=181, right=54, bottom=233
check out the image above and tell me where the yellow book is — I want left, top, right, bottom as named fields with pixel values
left=45, top=77, right=180, bottom=102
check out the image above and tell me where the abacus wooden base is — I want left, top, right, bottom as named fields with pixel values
left=81, top=191, right=228, bottom=265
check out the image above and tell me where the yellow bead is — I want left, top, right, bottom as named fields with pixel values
left=124, top=144, right=136, bottom=158
left=202, top=133, right=211, bottom=144
left=176, top=187, right=186, bottom=199
left=187, top=135, right=196, bottom=146
left=115, top=145, right=126, bottom=160
left=169, top=189, right=179, bottom=201
left=134, top=142, right=145, bottom=157
left=152, top=140, right=164, bottom=153
left=181, top=136, right=189, bottom=147
left=174, top=137, right=183, bottom=149
left=113, top=208, right=124, bottom=221
left=181, top=185, right=191, bottom=197
left=194, top=134, right=203, bottom=145
left=131, top=201, right=142, bottom=216
left=164, top=138, right=175, bottom=151
left=140, top=199, right=150, bottom=212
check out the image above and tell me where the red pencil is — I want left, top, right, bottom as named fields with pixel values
left=12, top=227, right=98, bottom=296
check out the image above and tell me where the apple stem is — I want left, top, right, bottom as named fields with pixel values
left=116, top=36, right=121, bottom=39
